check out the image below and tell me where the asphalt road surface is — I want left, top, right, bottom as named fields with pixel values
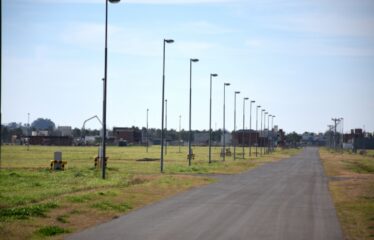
left=67, top=147, right=343, bottom=240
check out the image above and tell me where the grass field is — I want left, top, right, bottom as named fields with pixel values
left=319, top=148, right=374, bottom=240
left=0, top=145, right=300, bottom=239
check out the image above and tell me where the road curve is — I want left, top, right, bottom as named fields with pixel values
left=67, top=147, right=343, bottom=240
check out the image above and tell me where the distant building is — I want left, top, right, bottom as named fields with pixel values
left=220, top=132, right=232, bottom=145
left=57, top=126, right=72, bottom=137
left=193, top=132, right=209, bottom=145
left=232, top=130, right=258, bottom=146
left=29, top=136, right=73, bottom=146
left=113, top=127, right=142, bottom=144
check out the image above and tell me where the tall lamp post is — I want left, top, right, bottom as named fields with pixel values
left=242, top=97, right=249, bottom=158
left=271, top=115, right=276, bottom=152
left=233, top=91, right=240, bottom=160
left=267, top=114, right=271, bottom=154
left=179, top=115, right=182, bottom=153
left=260, top=109, right=265, bottom=156
left=160, top=38, right=174, bottom=173
left=27, top=113, right=30, bottom=151
left=101, top=0, right=121, bottom=179
left=256, top=105, right=261, bottom=157
left=209, top=73, right=218, bottom=164
left=249, top=100, right=255, bottom=157
left=188, top=58, right=199, bottom=166
left=222, top=83, right=230, bottom=161
left=264, top=112, right=268, bottom=154
left=165, top=99, right=168, bottom=155
left=146, top=109, right=149, bottom=153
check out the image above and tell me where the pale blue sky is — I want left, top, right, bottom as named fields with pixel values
left=3, top=0, right=374, bottom=133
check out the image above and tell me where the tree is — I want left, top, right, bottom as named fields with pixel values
left=285, top=132, right=301, bottom=146
left=31, top=118, right=56, bottom=131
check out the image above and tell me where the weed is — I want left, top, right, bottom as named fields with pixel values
left=37, top=226, right=70, bottom=236
left=66, top=194, right=93, bottom=203
left=0, top=202, right=58, bottom=221
left=91, top=201, right=132, bottom=212
left=56, top=215, right=69, bottom=223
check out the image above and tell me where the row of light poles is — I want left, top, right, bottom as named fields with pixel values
left=101, top=0, right=278, bottom=176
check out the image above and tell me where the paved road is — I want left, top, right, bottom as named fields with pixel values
left=67, top=147, right=343, bottom=240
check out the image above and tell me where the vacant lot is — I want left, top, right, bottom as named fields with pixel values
left=319, top=148, right=374, bottom=240
left=0, top=145, right=300, bottom=239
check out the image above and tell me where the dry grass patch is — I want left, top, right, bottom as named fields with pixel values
left=319, top=148, right=374, bottom=240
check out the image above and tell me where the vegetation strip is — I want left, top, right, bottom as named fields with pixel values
left=319, top=148, right=374, bottom=240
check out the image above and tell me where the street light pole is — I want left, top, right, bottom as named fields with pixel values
left=146, top=108, right=149, bottom=153
left=27, top=113, right=30, bottom=151
left=179, top=115, right=181, bottom=153
left=188, top=58, right=199, bottom=166
left=209, top=73, right=218, bottom=164
left=260, top=109, right=265, bottom=156
left=264, top=112, right=268, bottom=154
left=165, top=99, right=168, bottom=155
left=272, top=115, right=275, bottom=152
left=256, top=105, right=260, bottom=157
left=249, top=100, right=255, bottom=157
left=266, top=114, right=272, bottom=154
left=242, top=97, right=249, bottom=159
left=160, top=38, right=174, bottom=173
left=233, top=91, right=240, bottom=160
left=222, top=83, right=230, bottom=161
left=101, top=0, right=120, bottom=179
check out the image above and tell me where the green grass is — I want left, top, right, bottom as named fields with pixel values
left=0, top=202, right=58, bottom=221
left=91, top=201, right=133, bottom=212
left=0, top=146, right=298, bottom=208
left=37, top=226, right=70, bottom=236
left=320, top=148, right=374, bottom=240
left=347, top=160, right=374, bottom=174
left=0, top=145, right=300, bottom=239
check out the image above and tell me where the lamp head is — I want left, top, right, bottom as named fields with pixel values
left=109, top=0, right=121, bottom=3
left=235, top=91, right=240, bottom=94
left=191, top=58, right=199, bottom=62
left=244, top=97, right=249, bottom=100
left=211, top=73, right=218, bottom=77
left=164, top=39, right=174, bottom=44
left=224, top=83, right=230, bottom=86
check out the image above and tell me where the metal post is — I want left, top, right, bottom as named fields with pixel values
left=260, top=109, right=265, bottom=156
left=160, top=38, right=174, bottom=173
left=101, top=0, right=121, bottom=179
left=165, top=99, right=168, bottom=155
left=188, top=59, right=199, bottom=166
left=256, top=106, right=260, bottom=157
left=27, top=113, right=30, bottom=151
left=268, top=115, right=270, bottom=153
left=209, top=73, right=218, bottom=163
left=249, top=100, right=255, bottom=157
left=179, top=115, right=181, bottom=153
left=271, top=115, right=275, bottom=152
left=233, top=91, right=240, bottom=160
left=146, top=109, right=149, bottom=153
left=242, top=98, right=248, bottom=159
left=0, top=0, right=2, bottom=169
left=101, top=0, right=109, bottom=179
left=223, top=83, right=230, bottom=161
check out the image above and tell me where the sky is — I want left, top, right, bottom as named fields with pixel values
left=2, top=0, right=374, bottom=134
